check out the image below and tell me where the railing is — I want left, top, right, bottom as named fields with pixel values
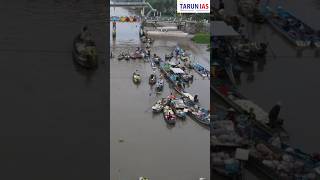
left=110, top=1, right=147, bottom=7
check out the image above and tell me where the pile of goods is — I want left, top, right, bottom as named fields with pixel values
left=211, top=120, right=247, bottom=146
left=233, top=99, right=269, bottom=124
left=250, top=143, right=318, bottom=179
left=211, top=152, right=241, bottom=175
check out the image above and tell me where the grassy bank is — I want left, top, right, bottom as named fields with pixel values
left=192, top=33, right=210, bottom=44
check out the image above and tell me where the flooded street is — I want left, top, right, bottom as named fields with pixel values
left=0, top=1, right=107, bottom=179
left=220, top=0, right=320, bottom=153
left=110, top=7, right=209, bottom=180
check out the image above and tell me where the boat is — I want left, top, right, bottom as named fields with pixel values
left=262, top=6, right=315, bottom=47
left=170, top=99, right=188, bottom=119
left=149, top=74, right=157, bottom=85
left=124, top=54, right=130, bottom=60
left=155, top=79, right=164, bottom=92
left=163, top=105, right=176, bottom=125
left=184, top=60, right=193, bottom=69
left=188, top=106, right=210, bottom=126
left=165, top=53, right=173, bottom=60
left=211, top=150, right=244, bottom=179
left=139, top=177, right=149, bottom=180
left=120, top=16, right=126, bottom=22
left=146, top=37, right=153, bottom=44
left=173, top=46, right=187, bottom=57
left=238, top=0, right=265, bottom=23
left=152, top=99, right=167, bottom=113
left=233, top=42, right=268, bottom=59
left=72, top=34, right=98, bottom=69
left=130, top=53, right=137, bottom=59
left=211, top=62, right=289, bottom=141
left=145, top=45, right=151, bottom=53
left=233, top=42, right=268, bottom=61
left=180, top=55, right=190, bottom=62
left=159, top=62, right=190, bottom=95
left=118, top=54, right=124, bottom=60
left=133, top=72, right=141, bottom=84
left=192, top=63, right=210, bottom=78
left=152, top=55, right=161, bottom=64
left=141, top=37, right=153, bottom=44
left=181, top=73, right=193, bottom=82
left=212, top=105, right=250, bottom=147
left=151, top=60, right=157, bottom=70
left=314, top=36, right=320, bottom=48
left=174, top=108, right=188, bottom=119
left=110, top=16, right=120, bottom=22
left=139, top=27, right=145, bottom=38
left=135, top=52, right=144, bottom=59
left=247, top=142, right=319, bottom=180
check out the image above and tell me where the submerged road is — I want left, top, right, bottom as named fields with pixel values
left=0, top=1, right=108, bottom=179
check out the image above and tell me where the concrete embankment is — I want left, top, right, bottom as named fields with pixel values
left=147, top=30, right=189, bottom=37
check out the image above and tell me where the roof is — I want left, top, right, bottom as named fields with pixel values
left=170, top=68, right=185, bottom=74
left=211, top=21, right=240, bottom=37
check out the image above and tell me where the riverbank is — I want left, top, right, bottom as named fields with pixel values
left=192, top=33, right=210, bottom=44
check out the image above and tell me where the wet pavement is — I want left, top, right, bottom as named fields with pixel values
left=110, top=7, right=210, bottom=180
left=0, top=1, right=108, bottom=179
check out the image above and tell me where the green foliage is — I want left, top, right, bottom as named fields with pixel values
left=147, top=0, right=176, bottom=15
left=191, top=33, right=210, bottom=44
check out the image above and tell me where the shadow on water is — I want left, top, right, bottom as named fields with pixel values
left=257, top=57, right=266, bottom=72
left=72, top=62, right=97, bottom=85
left=315, top=49, right=320, bottom=57
left=238, top=62, right=256, bottom=84
left=312, top=0, right=320, bottom=9
left=296, top=48, right=304, bottom=57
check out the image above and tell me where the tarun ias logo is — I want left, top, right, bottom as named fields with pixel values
left=177, top=0, right=210, bottom=13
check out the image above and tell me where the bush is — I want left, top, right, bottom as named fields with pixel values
left=192, top=33, right=210, bottom=44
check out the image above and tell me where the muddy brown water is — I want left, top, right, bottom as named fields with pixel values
left=110, top=6, right=210, bottom=180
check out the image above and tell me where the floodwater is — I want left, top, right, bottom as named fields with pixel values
left=222, top=0, right=320, bottom=153
left=110, top=7, right=210, bottom=180
left=0, top=1, right=108, bottom=179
